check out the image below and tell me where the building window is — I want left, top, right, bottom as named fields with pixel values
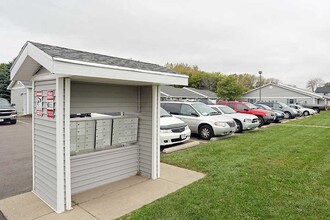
left=248, top=98, right=256, bottom=104
left=287, top=99, right=296, bottom=104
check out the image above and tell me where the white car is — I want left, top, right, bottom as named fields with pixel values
left=210, top=105, right=260, bottom=133
left=289, top=104, right=316, bottom=116
left=160, top=107, right=191, bottom=146
left=161, top=102, right=237, bottom=140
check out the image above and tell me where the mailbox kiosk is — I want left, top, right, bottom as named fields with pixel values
left=10, top=41, right=188, bottom=213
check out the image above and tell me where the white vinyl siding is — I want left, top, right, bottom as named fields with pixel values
left=242, top=84, right=320, bottom=105
left=71, top=145, right=138, bottom=194
left=138, top=86, right=153, bottom=177
left=33, top=80, right=58, bottom=210
left=70, top=81, right=141, bottom=193
left=70, top=82, right=138, bottom=114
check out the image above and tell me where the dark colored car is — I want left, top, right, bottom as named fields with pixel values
left=216, top=100, right=275, bottom=126
left=0, top=98, right=17, bottom=124
left=255, top=101, right=300, bottom=119
left=254, top=103, right=285, bottom=123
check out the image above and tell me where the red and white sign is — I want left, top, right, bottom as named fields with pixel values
left=47, top=90, right=55, bottom=118
left=36, top=91, right=43, bottom=116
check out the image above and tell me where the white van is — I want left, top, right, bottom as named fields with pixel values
left=160, top=107, right=191, bottom=146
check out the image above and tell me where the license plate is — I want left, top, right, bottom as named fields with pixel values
left=181, top=134, right=187, bottom=139
left=0, top=119, right=3, bottom=122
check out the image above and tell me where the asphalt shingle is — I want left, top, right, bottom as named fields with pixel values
left=29, top=42, right=179, bottom=74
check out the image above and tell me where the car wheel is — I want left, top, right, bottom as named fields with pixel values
left=198, top=125, right=214, bottom=140
left=303, top=111, right=309, bottom=116
left=284, top=111, right=292, bottom=119
left=11, top=120, right=17, bottom=124
left=257, top=116, right=264, bottom=127
left=312, top=107, right=320, bottom=113
left=234, top=119, right=243, bottom=133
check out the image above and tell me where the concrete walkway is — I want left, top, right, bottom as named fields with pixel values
left=0, top=163, right=204, bottom=220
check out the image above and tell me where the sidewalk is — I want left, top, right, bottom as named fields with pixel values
left=0, top=163, right=204, bottom=220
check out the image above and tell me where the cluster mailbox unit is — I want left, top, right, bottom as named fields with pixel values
left=10, top=41, right=188, bottom=213
left=70, top=115, right=139, bottom=155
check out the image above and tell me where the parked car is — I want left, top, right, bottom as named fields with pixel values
left=0, top=98, right=17, bottom=124
left=160, top=107, right=191, bottom=146
left=216, top=100, right=275, bottom=126
left=289, top=104, right=316, bottom=116
left=161, top=101, right=237, bottom=140
left=255, top=101, right=300, bottom=119
left=254, top=103, right=285, bottom=123
left=209, top=105, right=260, bottom=133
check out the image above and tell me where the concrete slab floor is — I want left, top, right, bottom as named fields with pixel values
left=0, top=163, right=205, bottom=220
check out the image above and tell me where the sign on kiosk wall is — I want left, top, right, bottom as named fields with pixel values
left=47, top=90, right=55, bottom=118
left=36, top=91, right=43, bottom=116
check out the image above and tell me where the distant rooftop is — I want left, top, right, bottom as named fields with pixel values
left=315, top=86, right=330, bottom=93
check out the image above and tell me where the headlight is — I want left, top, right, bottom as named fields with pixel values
left=214, top=122, right=227, bottom=127
left=244, top=118, right=252, bottom=123
left=184, top=125, right=189, bottom=130
left=160, top=129, right=172, bottom=134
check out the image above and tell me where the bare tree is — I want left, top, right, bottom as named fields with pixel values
left=306, top=78, right=324, bottom=92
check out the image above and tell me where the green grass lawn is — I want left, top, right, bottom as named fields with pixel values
left=123, top=112, right=330, bottom=219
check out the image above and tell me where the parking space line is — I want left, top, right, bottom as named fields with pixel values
left=18, top=120, right=30, bottom=125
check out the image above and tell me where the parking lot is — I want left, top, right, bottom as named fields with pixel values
left=0, top=116, right=32, bottom=200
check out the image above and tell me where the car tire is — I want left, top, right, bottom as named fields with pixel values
left=312, top=107, right=320, bottom=113
left=198, top=125, right=214, bottom=140
left=257, top=116, right=264, bottom=127
left=303, top=111, right=309, bottom=116
left=11, top=120, right=17, bottom=125
left=234, top=119, right=243, bottom=133
left=284, top=111, right=292, bottom=119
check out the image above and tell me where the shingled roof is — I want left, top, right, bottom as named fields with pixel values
left=29, top=42, right=178, bottom=74
left=315, top=87, right=330, bottom=93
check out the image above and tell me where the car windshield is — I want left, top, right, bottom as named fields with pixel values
left=258, top=104, right=272, bottom=110
left=160, top=107, right=172, bottom=117
left=0, top=98, right=10, bottom=108
left=191, top=102, right=220, bottom=116
left=245, top=102, right=258, bottom=109
left=278, top=102, right=289, bottom=108
left=219, top=105, right=236, bottom=114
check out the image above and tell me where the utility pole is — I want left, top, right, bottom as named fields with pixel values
left=259, top=71, right=262, bottom=101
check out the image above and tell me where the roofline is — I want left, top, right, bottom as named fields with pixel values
left=183, top=87, right=217, bottom=98
left=7, top=80, right=16, bottom=90
left=244, top=82, right=325, bottom=99
left=53, top=57, right=188, bottom=79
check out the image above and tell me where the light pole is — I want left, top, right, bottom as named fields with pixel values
left=258, top=71, right=262, bottom=101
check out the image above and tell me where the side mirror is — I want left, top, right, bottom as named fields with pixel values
left=244, top=108, right=249, bottom=111
left=191, top=112, right=199, bottom=117
left=11, top=103, right=16, bottom=107
left=279, top=106, right=283, bottom=109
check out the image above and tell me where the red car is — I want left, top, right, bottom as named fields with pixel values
left=216, top=101, right=275, bottom=126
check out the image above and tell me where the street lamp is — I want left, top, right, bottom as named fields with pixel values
left=258, top=71, right=262, bottom=101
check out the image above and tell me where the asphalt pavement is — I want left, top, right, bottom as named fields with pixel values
left=0, top=116, right=32, bottom=200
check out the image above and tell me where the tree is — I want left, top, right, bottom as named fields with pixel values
left=0, top=62, right=12, bottom=101
left=200, top=72, right=221, bottom=92
left=216, top=74, right=245, bottom=100
left=324, top=82, right=330, bottom=87
left=306, top=78, right=324, bottom=92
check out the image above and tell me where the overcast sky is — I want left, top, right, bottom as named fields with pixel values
left=1, top=0, right=329, bottom=88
